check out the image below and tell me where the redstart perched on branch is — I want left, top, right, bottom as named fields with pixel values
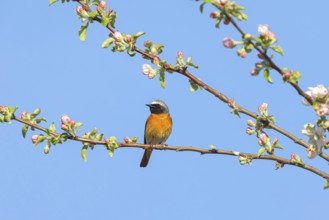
left=140, top=100, right=173, bottom=167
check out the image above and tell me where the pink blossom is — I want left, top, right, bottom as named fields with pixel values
left=250, top=69, right=257, bottom=76
left=21, top=111, right=29, bottom=119
left=223, top=37, right=235, bottom=48
left=31, top=134, right=39, bottom=144
left=113, top=32, right=123, bottom=41
left=76, top=6, right=84, bottom=15
left=259, top=133, right=267, bottom=142
left=258, top=24, right=270, bottom=36
left=61, top=115, right=71, bottom=124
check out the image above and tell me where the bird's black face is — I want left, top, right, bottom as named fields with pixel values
left=146, top=100, right=169, bottom=114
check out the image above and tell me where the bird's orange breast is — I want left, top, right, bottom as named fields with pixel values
left=144, top=113, right=172, bottom=144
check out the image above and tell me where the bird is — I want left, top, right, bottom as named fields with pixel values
left=140, top=100, right=173, bottom=167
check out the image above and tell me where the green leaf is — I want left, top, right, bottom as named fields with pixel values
left=102, top=37, right=114, bottom=48
left=263, top=68, right=273, bottom=83
left=159, top=71, right=166, bottom=88
left=273, top=144, right=283, bottom=150
left=49, top=122, right=56, bottom=133
left=275, top=161, right=284, bottom=170
left=101, top=16, right=110, bottom=27
left=290, top=71, right=302, bottom=84
left=89, top=11, right=99, bottom=18
left=200, top=3, right=206, bottom=13
left=324, top=179, right=329, bottom=190
left=49, top=0, right=58, bottom=5
left=79, top=22, right=89, bottom=42
left=22, top=124, right=29, bottom=138
left=81, top=144, right=88, bottom=162
left=133, top=32, right=145, bottom=38
left=190, top=81, right=198, bottom=92
left=271, top=45, right=284, bottom=55
left=75, top=122, right=83, bottom=128
left=95, top=133, right=103, bottom=141
left=109, top=149, right=114, bottom=157
left=257, top=147, right=266, bottom=157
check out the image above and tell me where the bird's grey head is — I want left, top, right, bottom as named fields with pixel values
left=146, top=100, right=170, bottom=114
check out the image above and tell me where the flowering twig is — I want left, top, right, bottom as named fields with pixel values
left=49, top=0, right=329, bottom=162
left=10, top=113, right=329, bottom=181
left=222, top=11, right=312, bottom=104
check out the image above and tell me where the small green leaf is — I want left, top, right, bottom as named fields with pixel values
left=49, top=122, right=56, bottom=133
left=273, top=144, right=283, bottom=149
left=95, top=133, right=103, bottom=141
left=75, top=122, right=83, bottom=128
left=133, top=32, right=145, bottom=38
left=263, top=68, right=273, bottom=83
left=102, top=38, right=114, bottom=48
left=89, top=11, right=99, bottom=18
left=199, top=3, right=206, bottom=13
left=271, top=45, right=284, bottom=55
left=324, top=179, right=329, bottom=190
left=81, top=144, right=88, bottom=162
left=275, top=161, right=284, bottom=170
left=159, top=71, right=166, bottom=88
left=49, top=0, right=58, bottom=5
left=79, top=22, right=89, bottom=42
left=290, top=71, right=302, bottom=84
left=257, top=147, right=266, bottom=157
left=22, top=124, right=29, bottom=138
left=190, top=81, right=199, bottom=92
left=109, top=149, right=114, bottom=157
left=101, top=16, right=110, bottom=27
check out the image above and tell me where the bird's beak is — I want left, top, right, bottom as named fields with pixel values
left=146, top=104, right=151, bottom=107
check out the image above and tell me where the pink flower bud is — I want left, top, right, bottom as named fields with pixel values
left=177, top=51, right=183, bottom=57
left=250, top=69, right=257, bottom=76
left=259, top=133, right=267, bottom=142
left=273, top=138, right=279, bottom=144
left=69, top=120, right=76, bottom=126
left=61, top=124, right=67, bottom=131
left=210, top=11, right=220, bottom=19
left=31, top=134, right=39, bottom=144
left=99, top=0, right=107, bottom=9
left=290, top=154, right=296, bottom=160
left=21, top=111, right=30, bottom=120
left=61, top=115, right=71, bottom=124
left=246, top=127, right=254, bottom=135
left=124, top=137, right=130, bottom=143
left=223, top=37, right=235, bottom=49
left=113, top=32, right=123, bottom=41
left=258, top=139, right=263, bottom=146
left=76, top=6, right=84, bottom=15
left=142, top=64, right=152, bottom=75
left=258, top=24, right=270, bottom=36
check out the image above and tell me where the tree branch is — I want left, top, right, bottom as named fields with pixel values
left=72, top=0, right=329, bottom=162
left=11, top=115, right=329, bottom=180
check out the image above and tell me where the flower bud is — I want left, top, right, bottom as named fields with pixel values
left=258, top=24, right=270, bottom=36
left=61, top=115, right=71, bottom=124
left=31, top=134, right=39, bottom=144
left=247, top=119, right=255, bottom=127
left=210, top=11, right=220, bottom=19
left=222, top=37, right=236, bottom=49
left=246, top=127, right=255, bottom=135
left=124, top=137, right=131, bottom=143
left=113, top=32, right=123, bottom=41
left=21, top=111, right=30, bottom=120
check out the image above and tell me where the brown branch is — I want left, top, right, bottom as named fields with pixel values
left=11, top=115, right=329, bottom=180
left=69, top=2, right=329, bottom=162
left=223, top=11, right=313, bottom=104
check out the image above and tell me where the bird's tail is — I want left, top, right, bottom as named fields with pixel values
left=140, top=149, right=153, bottom=167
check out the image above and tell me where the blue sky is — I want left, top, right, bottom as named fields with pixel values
left=1, top=1, right=328, bottom=219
